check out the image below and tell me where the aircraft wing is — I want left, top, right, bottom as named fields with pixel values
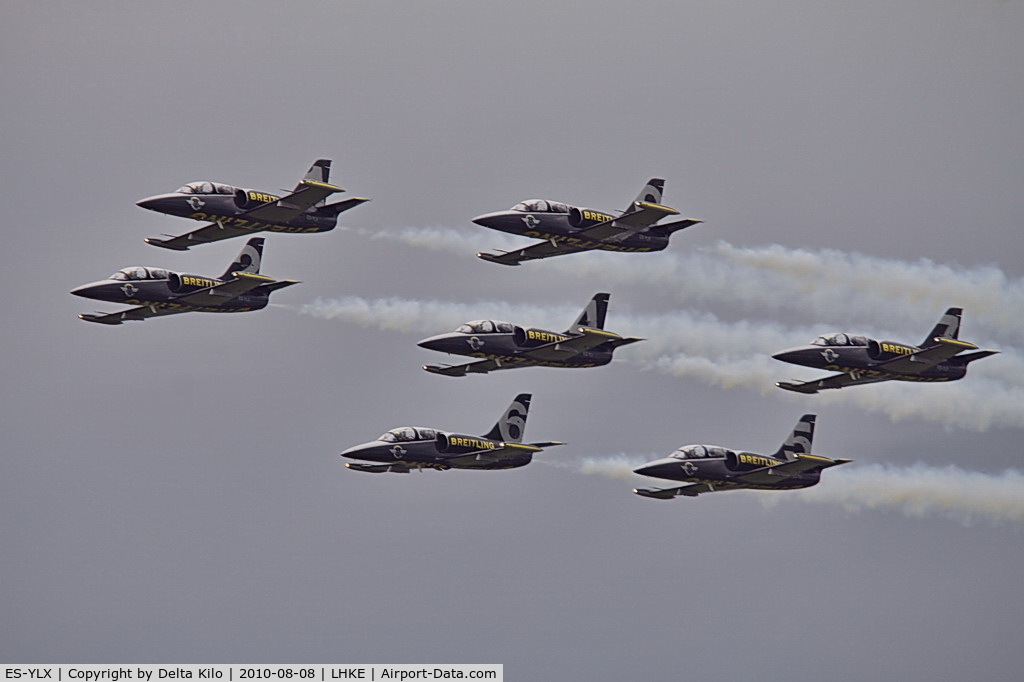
left=146, top=222, right=261, bottom=251
left=239, top=180, right=343, bottom=223
left=520, top=327, right=632, bottom=361
left=730, top=454, right=850, bottom=487
left=173, top=272, right=279, bottom=305
left=776, top=371, right=888, bottom=394
left=146, top=180, right=345, bottom=251
left=633, top=482, right=722, bottom=499
left=423, top=358, right=508, bottom=376
left=477, top=239, right=589, bottom=266
left=445, top=442, right=551, bottom=467
left=79, top=305, right=192, bottom=325
left=874, top=337, right=978, bottom=375
left=345, top=462, right=413, bottom=474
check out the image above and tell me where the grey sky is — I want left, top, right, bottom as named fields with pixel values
left=3, top=2, right=1023, bottom=679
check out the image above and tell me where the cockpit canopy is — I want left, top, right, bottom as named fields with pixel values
left=510, top=199, right=570, bottom=214
left=108, top=267, right=169, bottom=281
left=175, top=181, right=236, bottom=195
left=670, top=444, right=734, bottom=460
left=454, top=320, right=515, bottom=334
left=810, top=333, right=869, bottom=347
left=378, top=427, right=437, bottom=443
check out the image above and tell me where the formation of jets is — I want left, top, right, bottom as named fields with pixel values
left=72, top=160, right=1001, bottom=499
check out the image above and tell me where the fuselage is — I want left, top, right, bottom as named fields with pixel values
left=341, top=426, right=533, bottom=471
left=634, top=445, right=822, bottom=491
left=137, top=182, right=337, bottom=234
left=417, top=320, right=614, bottom=369
left=472, top=200, right=671, bottom=253
left=772, top=333, right=967, bottom=383
left=71, top=266, right=268, bottom=313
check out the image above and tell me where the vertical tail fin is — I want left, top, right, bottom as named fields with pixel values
left=298, top=159, right=331, bottom=187
left=629, top=178, right=666, bottom=210
left=220, top=237, right=264, bottom=279
left=482, top=394, right=532, bottom=443
left=923, top=307, right=962, bottom=346
left=773, top=414, right=816, bottom=461
left=567, top=293, right=610, bottom=332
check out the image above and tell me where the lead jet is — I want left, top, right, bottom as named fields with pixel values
left=473, top=179, right=701, bottom=265
left=633, top=415, right=850, bottom=499
left=138, top=159, right=369, bottom=250
left=71, top=237, right=297, bottom=325
left=341, top=394, right=562, bottom=473
left=417, top=293, right=642, bottom=377
left=772, top=308, right=998, bottom=394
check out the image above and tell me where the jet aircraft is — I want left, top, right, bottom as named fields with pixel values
left=341, top=394, right=562, bottom=473
left=772, top=308, right=997, bottom=394
left=633, top=414, right=850, bottom=499
left=472, top=179, right=701, bottom=265
left=417, top=293, right=642, bottom=376
left=138, top=159, right=368, bottom=250
left=71, top=237, right=296, bottom=325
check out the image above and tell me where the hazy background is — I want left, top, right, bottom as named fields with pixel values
left=3, top=2, right=1023, bottom=679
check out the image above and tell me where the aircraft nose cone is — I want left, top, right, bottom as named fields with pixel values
left=471, top=211, right=504, bottom=228
left=772, top=347, right=817, bottom=366
left=633, top=458, right=676, bottom=478
left=136, top=195, right=161, bottom=211
left=417, top=334, right=453, bottom=352
left=70, top=281, right=107, bottom=299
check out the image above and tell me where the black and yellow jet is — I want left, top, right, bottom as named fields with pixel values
left=473, top=179, right=701, bottom=265
left=633, top=415, right=850, bottom=499
left=772, top=308, right=998, bottom=393
left=71, top=238, right=296, bottom=325
left=417, top=293, right=642, bottom=376
left=341, top=394, right=562, bottom=474
left=138, top=159, right=368, bottom=250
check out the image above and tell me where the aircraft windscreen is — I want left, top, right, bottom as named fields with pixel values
left=811, top=333, right=869, bottom=347
left=380, top=427, right=426, bottom=443
left=511, top=200, right=569, bottom=213
left=108, top=267, right=168, bottom=281
left=457, top=320, right=514, bottom=334
left=175, top=182, right=234, bottom=195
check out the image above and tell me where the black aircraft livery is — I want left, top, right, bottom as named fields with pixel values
left=772, top=307, right=998, bottom=393
left=340, top=394, right=563, bottom=473
left=417, top=293, right=643, bottom=376
left=633, top=415, right=851, bottom=499
left=473, top=179, right=701, bottom=265
left=139, top=159, right=369, bottom=250
left=71, top=238, right=297, bottom=325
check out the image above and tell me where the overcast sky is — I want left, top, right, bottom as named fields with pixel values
left=3, top=2, right=1023, bottom=679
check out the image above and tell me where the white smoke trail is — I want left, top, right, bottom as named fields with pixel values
left=355, top=226, right=1021, bottom=345
left=297, top=294, right=1024, bottom=430
left=765, top=463, right=1024, bottom=527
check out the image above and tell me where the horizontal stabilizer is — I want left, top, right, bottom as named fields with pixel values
left=256, top=279, right=301, bottom=294
left=321, top=197, right=371, bottom=216
left=954, top=349, right=999, bottom=365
